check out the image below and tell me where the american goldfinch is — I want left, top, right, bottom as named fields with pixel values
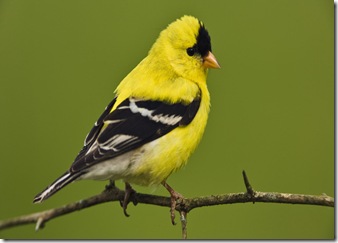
left=33, top=15, right=220, bottom=224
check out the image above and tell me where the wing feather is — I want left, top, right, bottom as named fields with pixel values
left=73, top=97, right=117, bottom=162
left=70, top=95, right=201, bottom=172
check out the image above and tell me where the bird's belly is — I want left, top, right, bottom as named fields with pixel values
left=78, top=150, right=136, bottom=181
left=124, top=124, right=205, bottom=186
left=78, top=129, right=200, bottom=186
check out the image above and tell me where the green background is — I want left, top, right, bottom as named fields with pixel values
left=0, top=0, right=334, bottom=239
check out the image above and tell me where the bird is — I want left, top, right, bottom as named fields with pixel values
left=33, top=15, right=220, bottom=224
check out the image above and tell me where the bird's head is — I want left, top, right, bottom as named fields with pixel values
left=149, top=15, right=220, bottom=82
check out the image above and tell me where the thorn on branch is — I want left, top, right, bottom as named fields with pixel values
left=242, top=170, right=255, bottom=203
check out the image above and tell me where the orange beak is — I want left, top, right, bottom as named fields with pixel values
left=203, top=51, right=221, bottom=69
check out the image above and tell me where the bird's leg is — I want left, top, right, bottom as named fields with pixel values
left=105, top=180, right=117, bottom=192
left=162, top=181, right=184, bottom=225
left=120, top=182, right=136, bottom=217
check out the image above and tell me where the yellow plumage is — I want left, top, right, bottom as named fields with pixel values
left=111, top=16, right=212, bottom=185
left=115, top=16, right=208, bottom=104
left=33, top=15, right=220, bottom=224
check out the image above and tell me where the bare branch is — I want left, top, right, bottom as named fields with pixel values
left=0, top=171, right=333, bottom=238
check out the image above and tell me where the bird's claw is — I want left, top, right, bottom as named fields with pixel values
left=120, top=182, right=136, bottom=217
left=162, top=181, right=184, bottom=225
left=169, top=191, right=184, bottom=225
left=105, top=180, right=117, bottom=192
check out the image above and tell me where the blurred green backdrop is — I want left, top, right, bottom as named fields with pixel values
left=0, top=0, right=334, bottom=239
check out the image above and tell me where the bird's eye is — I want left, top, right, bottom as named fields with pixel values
left=186, top=47, right=195, bottom=56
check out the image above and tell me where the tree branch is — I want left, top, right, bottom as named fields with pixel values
left=0, top=171, right=333, bottom=239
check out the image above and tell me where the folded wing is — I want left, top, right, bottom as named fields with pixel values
left=70, top=95, right=201, bottom=172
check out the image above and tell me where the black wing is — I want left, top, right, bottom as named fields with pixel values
left=72, top=97, right=117, bottom=163
left=70, top=95, right=201, bottom=172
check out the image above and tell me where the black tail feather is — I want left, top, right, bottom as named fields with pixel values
left=33, top=171, right=84, bottom=203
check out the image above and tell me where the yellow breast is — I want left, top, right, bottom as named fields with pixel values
left=112, top=53, right=211, bottom=186
left=123, top=82, right=210, bottom=186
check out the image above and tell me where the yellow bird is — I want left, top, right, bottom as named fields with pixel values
left=33, top=15, right=220, bottom=224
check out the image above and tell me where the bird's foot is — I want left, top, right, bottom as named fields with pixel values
left=120, top=182, right=137, bottom=217
left=105, top=180, right=117, bottom=192
left=162, top=182, right=185, bottom=225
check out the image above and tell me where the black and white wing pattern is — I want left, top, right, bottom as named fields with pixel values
left=72, top=97, right=117, bottom=163
left=70, top=95, right=201, bottom=172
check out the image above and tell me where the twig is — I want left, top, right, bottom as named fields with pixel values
left=242, top=170, right=255, bottom=197
left=180, top=211, right=188, bottom=239
left=0, top=172, right=334, bottom=239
